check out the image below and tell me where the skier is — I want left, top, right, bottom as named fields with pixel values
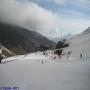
left=0, top=58, right=2, bottom=63
left=43, top=51, right=46, bottom=55
left=53, top=56, right=56, bottom=60
left=0, top=54, right=3, bottom=63
left=67, top=50, right=72, bottom=60
left=67, top=54, right=68, bottom=60
left=80, top=53, right=82, bottom=59
left=42, top=60, right=43, bottom=64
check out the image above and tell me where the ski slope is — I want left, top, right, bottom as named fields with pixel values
left=61, top=32, right=90, bottom=61
left=0, top=52, right=90, bottom=90
left=0, top=31, right=90, bottom=90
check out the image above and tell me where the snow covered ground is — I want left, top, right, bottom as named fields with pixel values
left=0, top=31, right=90, bottom=90
left=0, top=51, right=90, bottom=90
left=62, top=33, right=90, bottom=61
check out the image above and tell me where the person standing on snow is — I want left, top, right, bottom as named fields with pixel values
left=42, top=60, right=43, bottom=64
left=80, top=53, right=82, bottom=59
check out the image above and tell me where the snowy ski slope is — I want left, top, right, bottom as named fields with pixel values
left=0, top=31, right=90, bottom=90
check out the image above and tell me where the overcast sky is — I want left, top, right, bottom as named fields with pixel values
left=0, top=0, right=90, bottom=39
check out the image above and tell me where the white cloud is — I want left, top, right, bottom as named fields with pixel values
left=0, top=0, right=58, bottom=34
left=0, top=0, right=90, bottom=39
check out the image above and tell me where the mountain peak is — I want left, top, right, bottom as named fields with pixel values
left=83, top=27, right=90, bottom=34
left=62, top=33, right=73, bottom=40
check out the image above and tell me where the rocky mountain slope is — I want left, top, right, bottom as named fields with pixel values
left=0, top=22, right=55, bottom=57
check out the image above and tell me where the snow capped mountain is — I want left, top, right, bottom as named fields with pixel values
left=83, top=27, right=90, bottom=34
left=51, top=37, right=61, bottom=42
left=63, top=33, right=74, bottom=40
left=61, top=27, right=90, bottom=61
left=51, top=33, right=74, bottom=42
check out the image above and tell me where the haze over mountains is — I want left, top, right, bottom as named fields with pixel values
left=52, top=33, right=74, bottom=42
left=0, top=22, right=55, bottom=56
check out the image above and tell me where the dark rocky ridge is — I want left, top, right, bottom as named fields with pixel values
left=0, top=22, right=55, bottom=55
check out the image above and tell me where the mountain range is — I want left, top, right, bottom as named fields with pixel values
left=0, top=22, right=55, bottom=57
left=52, top=33, right=74, bottom=42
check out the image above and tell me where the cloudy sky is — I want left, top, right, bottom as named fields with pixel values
left=0, top=0, right=90, bottom=39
